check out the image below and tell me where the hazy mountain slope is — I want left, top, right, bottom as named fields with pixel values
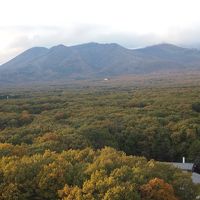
left=0, top=45, right=91, bottom=82
left=71, top=42, right=145, bottom=76
left=0, top=47, right=48, bottom=71
left=134, top=43, right=200, bottom=67
left=22, top=45, right=92, bottom=79
left=1, top=42, right=200, bottom=83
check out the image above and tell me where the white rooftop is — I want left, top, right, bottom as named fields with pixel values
left=168, top=162, right=200, bottom=184
left=171, top=162, right=193, bottom=171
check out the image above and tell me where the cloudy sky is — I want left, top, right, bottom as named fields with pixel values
left=0, top=0, right=200, bottom=64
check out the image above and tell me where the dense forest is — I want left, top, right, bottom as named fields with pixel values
left=0, top=78, right=200, bottom=199
left=0, top=147, right=197, bottom=199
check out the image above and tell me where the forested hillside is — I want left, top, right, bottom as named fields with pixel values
left=0, top=147, right=197, bottom=199
left=0, top=78, right=200, bottom=199
left=0, top=83, right=200, bottom=161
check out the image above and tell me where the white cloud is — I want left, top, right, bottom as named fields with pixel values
left=0, top=0, right=200, bottom=64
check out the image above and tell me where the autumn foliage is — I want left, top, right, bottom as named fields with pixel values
left=0, top=82, right=200, bottom=199
left=140, top=178, right=178, bottom=200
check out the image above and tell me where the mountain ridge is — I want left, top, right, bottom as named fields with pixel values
left=1, top=42, right=200, bottom=83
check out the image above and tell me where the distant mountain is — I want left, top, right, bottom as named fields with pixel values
left=1, top=42, right=200, bottom=84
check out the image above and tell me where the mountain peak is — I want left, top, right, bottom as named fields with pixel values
left=50, top=44, right=67, bottom=50
left=136, top=43, right=187, bottom=55
left=71, top=42, right=124, bottom=49
left=145, top=43, right=183, bottom=50
left=1, top=42, right=200, bottom=84
left=20, top=46, right=48, bottom=56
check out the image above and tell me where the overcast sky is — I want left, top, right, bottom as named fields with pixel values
left=1, top=0, right=200, bottom=64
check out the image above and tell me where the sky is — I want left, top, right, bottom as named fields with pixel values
left=1, top=0, right=200, bottom=64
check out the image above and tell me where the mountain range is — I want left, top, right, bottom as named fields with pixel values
left=1, top=42, right=200, bottom=84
